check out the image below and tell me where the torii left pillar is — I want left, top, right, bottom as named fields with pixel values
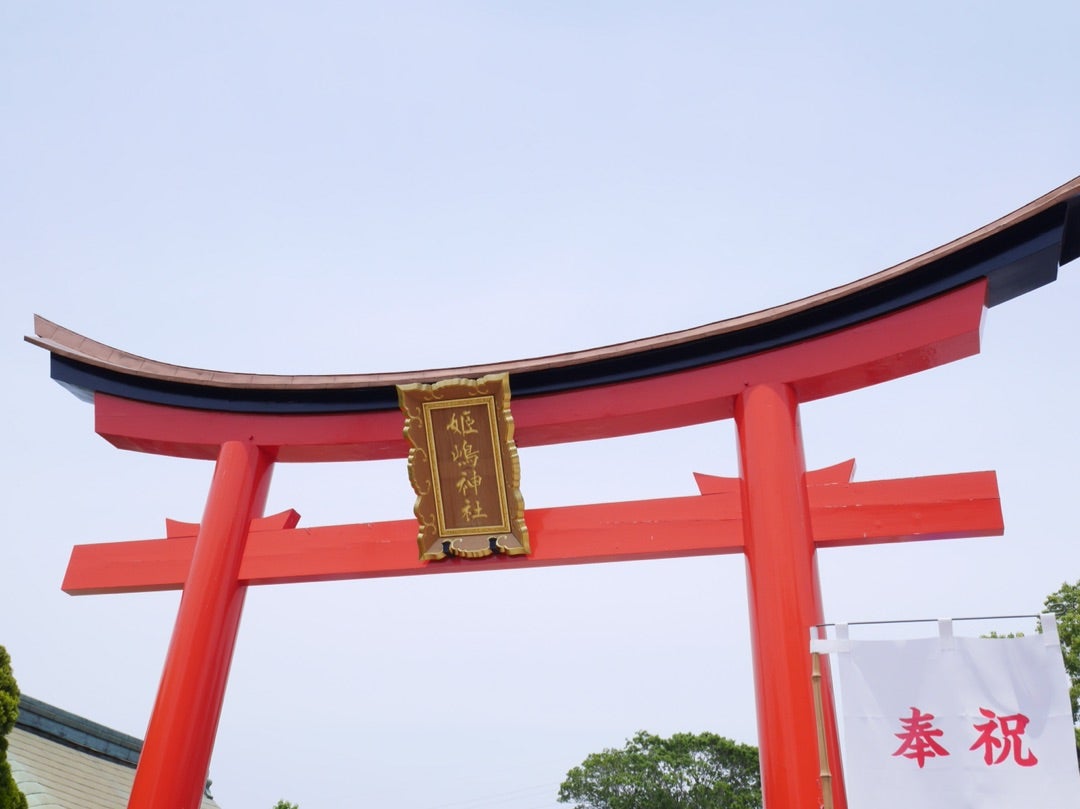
left=128, top=441, right=275, bottom=809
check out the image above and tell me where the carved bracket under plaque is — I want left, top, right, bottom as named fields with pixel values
left=397, top=373, right=529, bottom=561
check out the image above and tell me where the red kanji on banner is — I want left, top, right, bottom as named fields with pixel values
left=969, top=708, right=1039, bottom=767
left=893, top=707, right=950, bottom=767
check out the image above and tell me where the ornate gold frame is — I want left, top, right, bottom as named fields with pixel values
left=397, top=373, right=529, bottom=560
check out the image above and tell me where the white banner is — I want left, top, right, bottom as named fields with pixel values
left=812, top=615, right=1080, bottom=808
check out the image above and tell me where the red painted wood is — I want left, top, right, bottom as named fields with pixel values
left=127, top=441, right=273, bottom=809
left=63, top=470, right=1000, bottom=595
left=694, top=458, right=856, bottom=494
left=64, top=493, right=746, bottom=594
left=810, top=471, right=1003, bottom=546
left=61, top=281, right=994, bottom=809
left=93, top=282, right=986, bottom=462
left=165, top=509, right=300, bottom=538
left=735, top=383, right=846, bottom=809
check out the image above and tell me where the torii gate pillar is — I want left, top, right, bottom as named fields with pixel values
left=738, top=382, right=832, bottom=807
left=128, top=442, right=273, bottom=809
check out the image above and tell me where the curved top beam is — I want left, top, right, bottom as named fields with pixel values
left=28, top=176, right=1080, bottom=419
left=86, top=280, right=982, bottom=461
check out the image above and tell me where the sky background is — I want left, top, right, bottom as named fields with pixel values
left=3, top=3, right=1080, bottom=808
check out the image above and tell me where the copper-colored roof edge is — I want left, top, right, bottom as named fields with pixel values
left=26, top=175, right=1080, bottom=391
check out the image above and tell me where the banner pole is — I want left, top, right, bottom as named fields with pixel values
left=812, top=649, right=835, bottom=809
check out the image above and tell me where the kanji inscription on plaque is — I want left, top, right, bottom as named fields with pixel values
left=397, top=373, right=528, bottom=560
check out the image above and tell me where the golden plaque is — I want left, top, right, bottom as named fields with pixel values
left=397, top=373, right=529, bottom=561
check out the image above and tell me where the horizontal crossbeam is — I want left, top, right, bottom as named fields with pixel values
left=63, top=470, right=1001, bottom=595
left=88, top=282, right=987, bottom=461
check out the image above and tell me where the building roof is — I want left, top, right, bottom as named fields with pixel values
left=8, top=696, right=222, bottom=809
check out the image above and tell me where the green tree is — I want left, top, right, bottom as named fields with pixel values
left=0, top=646, right=28, bottom=809
left=272, top=801, right=299, bottom=809
left=1043, top=581, right=1080, bottom=751
left=558, top=731, right=761, bottom=809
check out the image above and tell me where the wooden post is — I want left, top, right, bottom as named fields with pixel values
left=127, top=441, right=273, bottom=809
left=736, top=383, right=846, bottom=808
left=812, top=650, right=836, bottom=809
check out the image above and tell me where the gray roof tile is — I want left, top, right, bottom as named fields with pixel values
left=8, top=698, right=222, bottom=809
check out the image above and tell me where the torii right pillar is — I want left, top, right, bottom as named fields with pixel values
left=737, top=381, right=841, bottom=808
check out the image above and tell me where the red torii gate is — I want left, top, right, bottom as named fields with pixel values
left=28, top=177, right=1080, bottom=809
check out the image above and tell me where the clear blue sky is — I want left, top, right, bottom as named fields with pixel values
left=2, top=3, right=1079, bottom=808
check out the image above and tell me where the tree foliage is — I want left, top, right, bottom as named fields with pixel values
left=0, top=646, right=27, bottom=809
left=558, top=731, right=761, bottom=809
left=1043, top=581, right=1080, bottom=722
left=1042, top=581, right=1080, bottom=755
left=272, top=801, right=299, bottom=809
